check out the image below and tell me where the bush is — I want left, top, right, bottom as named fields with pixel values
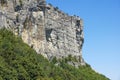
left=0, top=29, right=109, bottom=80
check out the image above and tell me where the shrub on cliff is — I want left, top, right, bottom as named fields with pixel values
left=0, top=29, right=109, bottom=80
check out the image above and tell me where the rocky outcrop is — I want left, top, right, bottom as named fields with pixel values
left=0, top=0, right=85, bottom=65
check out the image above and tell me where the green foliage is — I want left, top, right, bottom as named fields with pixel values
left=48, top=3, right=52, bottom=6
left=54, top=7, right=59, bottom=11
left=51, top=57, right=57, bottom=64
left=1, top=0, right=7, bottom=6
left=0, top=28, right=110, bottom=80
left=19, top=0, right=23, bottom=7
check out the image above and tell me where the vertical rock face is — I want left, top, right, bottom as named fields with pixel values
left=0, top=0, right=85, bottom=64
left=44, top=5, right=84, bottom=60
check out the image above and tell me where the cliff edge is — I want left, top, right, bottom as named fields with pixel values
left=0, top=0, right=85, bottom=65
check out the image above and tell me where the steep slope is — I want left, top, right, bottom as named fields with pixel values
left=0, top=29, right=109, bottom=80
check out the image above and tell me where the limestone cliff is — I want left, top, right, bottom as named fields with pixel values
left=0, top=0, right=85, bottom=65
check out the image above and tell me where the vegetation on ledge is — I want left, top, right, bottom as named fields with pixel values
left=0, top=29, right=109, bottom=80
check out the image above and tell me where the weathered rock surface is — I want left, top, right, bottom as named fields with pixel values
left=0, top=0, right=85, bottom=65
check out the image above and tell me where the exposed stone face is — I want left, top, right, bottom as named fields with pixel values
left=0, top=0, right=85, bottom=65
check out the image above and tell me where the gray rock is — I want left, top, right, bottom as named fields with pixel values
left=0, top=0, right=85, bottom=65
